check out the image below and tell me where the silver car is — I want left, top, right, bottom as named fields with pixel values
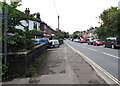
left=49, top=40, right=60, bottom=48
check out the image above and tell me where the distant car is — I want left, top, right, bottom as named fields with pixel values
left=104, top=37, right=120, bottom=49
left=49, top=40, right=60, bottom=48
left=79, top=38, right=87, bottom=43
left=73, top=39, right=80, bottom=42
left=32, top=38, right=50, bottom=47
left=92, top=39, right=104, bottom=46
left=87, top=38, right=94, bottom=45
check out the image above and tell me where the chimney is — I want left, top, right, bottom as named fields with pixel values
left=25, top=8, right=30, bottom=15
left=36, top=12, right=41, bottom=21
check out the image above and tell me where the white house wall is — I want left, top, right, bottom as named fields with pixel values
left=15, top=20, right=40, bottom=30
left=29, top=20, right=33, bottom=30
left=29, top=20, right=40, bottom=30
left=37, top=22, right=40, bottom=30
left=15, top=20, right=28, bottom=30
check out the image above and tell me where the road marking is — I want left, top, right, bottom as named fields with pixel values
left=88, top=48, right=98, bottom=51
left=64, top=41, right=120, bottom=85
left=102, top=52, right=119, bottom=59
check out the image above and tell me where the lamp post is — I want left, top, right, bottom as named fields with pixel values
left=3, top=0, right=8, bottom=64
left=58, top=15, right=59, bottom=30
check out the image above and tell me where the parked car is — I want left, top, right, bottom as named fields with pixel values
left=87, top=38, right=94, bottom=45
left=73, top=39, right=80, bottom=42
left=49, top=40, right=60, bottom=48
left=92, top=39, right=104, bottom=46
left=79, top=38, right=87, bottom=43
left=104, top=37, right=120, bottom=49
left=32, top=38, right=50, bottom=47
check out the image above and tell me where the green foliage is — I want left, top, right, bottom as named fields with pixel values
left=25, top=65, right=36, bottom=77
left=95, top=6, right=119, bottom=40
left=2, top=63, right=9, bottom=76
left=71, top=31, right=81, bottom=39
left=54, top=29, right=69, bottom=39
left=58, top=38, right=63, bottom=44
left=7, top=29, right=35, bottom=52
left=29, top=29, right=45, bottom=36
left=2, top=2, right=36, bottom=52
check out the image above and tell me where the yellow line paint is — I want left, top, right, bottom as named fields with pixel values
left=65, top=41, right=120, bottom=85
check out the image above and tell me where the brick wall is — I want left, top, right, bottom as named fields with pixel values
left=7, top=44, right=46, bottom=76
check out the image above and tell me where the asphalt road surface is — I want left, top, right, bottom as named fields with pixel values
left=65, top=39, right=120, bottom=81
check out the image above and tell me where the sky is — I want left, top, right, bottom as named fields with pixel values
left=1, top=0, right=120, bottom=34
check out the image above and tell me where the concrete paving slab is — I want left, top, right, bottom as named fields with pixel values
left=38, top=74, right=74, bottom=84
left=3, top=78, right=30, bottom=84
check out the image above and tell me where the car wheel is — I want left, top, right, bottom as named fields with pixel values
left=111, top=44, right=115, bottom=49
left=103, top=44, right=106, bottom=48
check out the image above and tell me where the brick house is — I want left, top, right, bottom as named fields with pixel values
left=16, top=8, right=55, bottom=38
left=81, top=27, right=97, bottom=38
left=40, top=21, right=56, bottom=38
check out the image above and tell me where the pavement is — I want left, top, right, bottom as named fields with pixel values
left=3, top=41, right=107, bottom=85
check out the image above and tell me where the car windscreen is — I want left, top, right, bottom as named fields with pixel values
left=39, top=39, right=46, bottom=42
left=97, top=40, right=102, bottom=41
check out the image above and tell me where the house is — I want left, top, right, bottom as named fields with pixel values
left=81, top=27, right=97, bottom=38
left=15, top=8, right=41, bottom=31
left=15, top=19, right=41, bottom=31
left=40, top=21, right=56, bottom=39
left=16, top=8, right=56, bottom=38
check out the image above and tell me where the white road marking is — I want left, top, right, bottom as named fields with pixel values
left=102, top=52, right=119, bottom=59
left=88, top=48, right=98, bottom=51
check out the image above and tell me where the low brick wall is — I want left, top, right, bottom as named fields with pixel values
left=7, top=44, right=46, bottom=76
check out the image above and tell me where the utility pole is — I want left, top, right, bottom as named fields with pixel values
left=58, top=15, right=59, bottom=30
left=3, top=0, right=8, bottom=64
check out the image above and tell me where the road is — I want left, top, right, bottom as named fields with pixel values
left=65, top=39, right=120, bottom=81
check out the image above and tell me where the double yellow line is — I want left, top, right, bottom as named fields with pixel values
left=65, top=41, right=120, bottom=85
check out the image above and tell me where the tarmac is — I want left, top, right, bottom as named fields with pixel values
left=3, top=41, right=107, bottom=85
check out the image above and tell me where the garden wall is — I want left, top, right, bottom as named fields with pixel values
left=7, top=44, right=46, bottom=76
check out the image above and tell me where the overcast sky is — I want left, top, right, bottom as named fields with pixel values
left=2, top=0, right=120, bottom=34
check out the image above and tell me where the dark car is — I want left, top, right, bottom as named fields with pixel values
left=104, top=37, right=120, bottom=49
left=92, top=39, right=104, bottom=46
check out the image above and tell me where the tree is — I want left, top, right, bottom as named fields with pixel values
left=3, top=2, right=36, bottom=52
left=72, top=31, right=80, bottom=39
left=54, top=29, right=69, bottom=39
left=95, top=6, right=119, bottom=40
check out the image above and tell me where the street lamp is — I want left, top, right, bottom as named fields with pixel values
left=3, top=0, right=8, bottom=64
left=58, top=15, right=59, bottom=30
